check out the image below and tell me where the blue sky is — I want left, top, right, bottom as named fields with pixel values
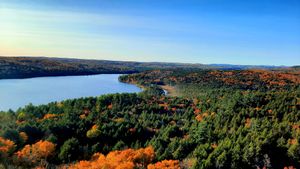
left=0, top=0, right=299, bottom=65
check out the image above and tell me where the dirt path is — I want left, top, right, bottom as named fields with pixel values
left=159, top=85, right=178, bottom=97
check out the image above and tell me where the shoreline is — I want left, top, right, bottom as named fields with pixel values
left=122, top=81, right=178, bottom=97
left=0, top=72, right=133, bottom=80
left=118, top=78, right=179, bottom=97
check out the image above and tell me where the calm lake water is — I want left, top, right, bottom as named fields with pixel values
left=0, top=74, right=141, bottom=111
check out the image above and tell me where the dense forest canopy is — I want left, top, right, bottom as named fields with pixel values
left=119, top=69, right=300, bottom=91
left=0, top=68, right=299, bottom=169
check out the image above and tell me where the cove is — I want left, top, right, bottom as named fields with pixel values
left=0, top=74, right=141, bottom=111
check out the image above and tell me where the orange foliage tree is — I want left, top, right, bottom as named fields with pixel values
left=64, top=146, right=155, bottom=169
left=147, top=160, right=181, bottom=169
left=0, top=137, right=15, bottom=157
left=42, top=113, right=59, bottom=120
left=15, top=140, right=56, bottom=164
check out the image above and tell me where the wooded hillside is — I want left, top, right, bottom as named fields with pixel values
left=0, top=56, right=287, bottom=79
left=0, top=68, right=299, bottom=169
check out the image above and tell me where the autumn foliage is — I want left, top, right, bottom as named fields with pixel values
left=121, top=69, right=300, bottom=90
left=147, top=160, right=181, bottom=169
left=86, top=124, right=101, bottom=138
left=1, top=68, right=299, bottom=168
left=64, top=146, right=156, bottom=169
left=15, top=140, right=56, bottom=163
left=42, top=113, right=59, bottom=120
left=0, top=137, right=15, bottom=157
left=19, top=132, right=28, bottom=142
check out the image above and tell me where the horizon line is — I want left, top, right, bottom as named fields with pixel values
left=0, top=55, right=296, bottom=67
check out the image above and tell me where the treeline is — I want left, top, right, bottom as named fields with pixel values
left=0, top=57, right=137, bottom=79
left=0, top=57, right=213, bottom=79
left=0, top=56, right=288, bottom=79
left=0, top=88, right=299, bottom=168
left=119, top=69, right=300, bottom=91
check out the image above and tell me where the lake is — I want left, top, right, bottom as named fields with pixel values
left=0, top=74, right=141, bottom=111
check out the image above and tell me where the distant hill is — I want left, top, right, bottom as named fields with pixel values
left=208, top=64, right=288, bottom=70
left=0, top=56, right=293, bottom=79
left=292, top=65, right=300, bottom=69
left=120, top=69, right=300, bottom=92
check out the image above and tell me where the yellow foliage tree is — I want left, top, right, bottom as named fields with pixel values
left=86, top=125, right=101, bottom=138
left=19, top=132, right=28, bottom=142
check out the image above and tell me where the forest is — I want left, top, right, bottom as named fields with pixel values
left=119, top=69, right=300, bottom=91
left=0, top=56, right=284, bottom=79
left=0, top=57, right=209, bottom=79
left=0, top=68, right=299, bottom=169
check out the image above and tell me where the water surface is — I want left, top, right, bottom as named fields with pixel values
left=0, top=74, right=141, bottom=111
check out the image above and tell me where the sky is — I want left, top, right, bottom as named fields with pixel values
left=0, top=0, right=299, bottom=66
